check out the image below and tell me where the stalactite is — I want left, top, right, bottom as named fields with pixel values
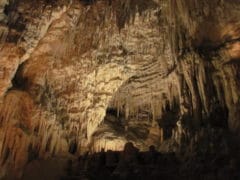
left=125, top=99, right=129, bottom=121
left=0, top=0, right=239, bottom=178
left=195, top=60, right=210, bottom=116
left=180, top=55, right=203, bottom=127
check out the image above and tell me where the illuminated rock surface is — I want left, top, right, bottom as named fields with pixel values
left=0, top=0, right=240, bottom=179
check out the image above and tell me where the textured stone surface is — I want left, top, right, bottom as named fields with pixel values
left=0, top=0, right=239, bottom=178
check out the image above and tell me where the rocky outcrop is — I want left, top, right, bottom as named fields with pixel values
left=0, top=0, right=239, bottom=178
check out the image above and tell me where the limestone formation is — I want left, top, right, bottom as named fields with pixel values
left=0, top=0, right=239, bottom=178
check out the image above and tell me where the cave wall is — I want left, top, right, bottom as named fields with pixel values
left=0, top=0, right=239, bottom=178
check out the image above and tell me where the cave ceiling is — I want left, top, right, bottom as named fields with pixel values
left=0, top=0, right=240, bottom=178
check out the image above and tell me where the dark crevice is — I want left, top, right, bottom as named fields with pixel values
left=69, top=140, right=78, bottom=154
left=1, top=147, right=10, bottom=166
left=79, top=0, right=96, bottom=6
left=45, top=136, right=52, bottom=152
left=11, top=61, right=29, bottom=91
left=196, top=37, right=240, bottom=55
left=28, top=144, right=38, bottom=162
left=3, top=4, right=10, bottom=16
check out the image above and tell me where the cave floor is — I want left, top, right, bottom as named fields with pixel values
left=21, top=149, right=240, bottom=180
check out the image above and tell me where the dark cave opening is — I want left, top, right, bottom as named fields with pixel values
left=69, top=140, right=78, bottom=154
left=11, top=62, right=29, bottom=91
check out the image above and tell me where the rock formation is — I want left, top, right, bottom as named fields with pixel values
left=0, top=0, right=239, bottom=178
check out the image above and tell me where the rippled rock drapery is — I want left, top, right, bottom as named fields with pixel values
left=0, top=0, right=240, bottom=178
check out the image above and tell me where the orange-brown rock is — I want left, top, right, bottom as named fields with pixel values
left=0, top=0, right=239, bottom=178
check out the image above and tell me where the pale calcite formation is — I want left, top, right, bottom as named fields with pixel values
left=0, top=0, right=239, bottom=178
